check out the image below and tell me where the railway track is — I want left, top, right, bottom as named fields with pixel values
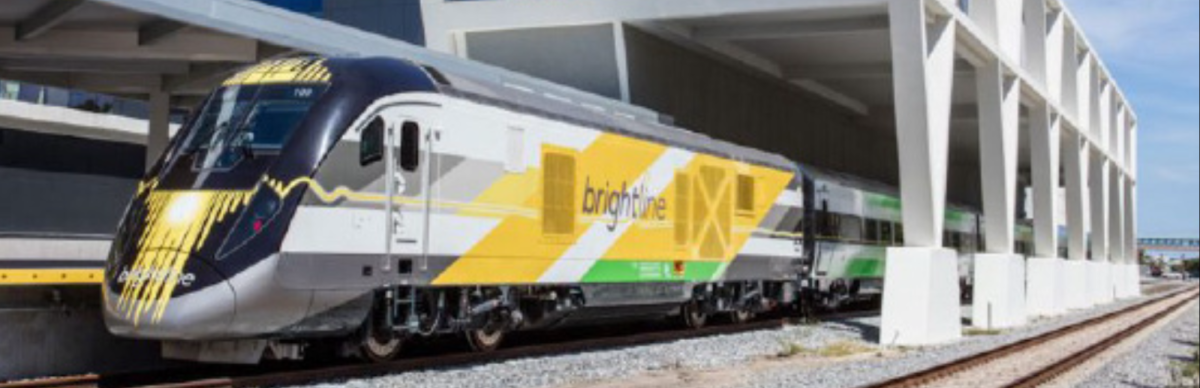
left=5, top=285, right=1191, bottom=388
left=862, top=285, right=1200, bottom=388
left=112, top=318, right=792, bottom=388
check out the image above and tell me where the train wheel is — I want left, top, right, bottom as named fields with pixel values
left=680, top=301, right=708, bottom=330
left=465, top=327, right=506, bottom=353
left=728, top=309, right=755, bottom=325
left=358, top=315, right=403, bottom=362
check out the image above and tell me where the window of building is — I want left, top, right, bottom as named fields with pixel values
left=542, top=152, right=576, bottom=236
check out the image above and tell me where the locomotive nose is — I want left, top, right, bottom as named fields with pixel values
left=104, top=259, right=237, bottom=341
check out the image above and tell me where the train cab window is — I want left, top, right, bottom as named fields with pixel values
left=543, top=151, right=577, bottom=236
left=736, top=174, right=756, bottom=214
left=184, top=84, right=327, bottom=170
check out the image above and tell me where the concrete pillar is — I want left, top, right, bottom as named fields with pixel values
left=1028, top=103, right=1064, bottom=316
left=1098, top=82, right=1113, bottom=152
left=1126, top=179, right=1140, bottom=296
left=1063, top=130, right=1090, bottom=309
left=1110, top=170, right=1126, bottom=298
left=1089, top=151, right=1112, bottom=305
left=1076, top=51, right=1093, bottom=131
left=881, top=0, right=962, bottom=346
left=1023, top=0, right=1049, bottom=87
left=1045, top=8, right=1066, bottom=104
left=147, top=92, right=171, bottom=172
left=1061, top=25, right=1080, bottom=117
left=1115, top=105, right=1127, bottom=168
left=973, top=57, right=1027, bottom=329
left=970, top=0, right=1024, bottom=62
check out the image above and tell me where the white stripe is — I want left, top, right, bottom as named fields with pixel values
left=538, top=148, right=695, bottom=283
left=738, top=237, right=800, bottom=258
left=774, top=188, right=805, bottom=208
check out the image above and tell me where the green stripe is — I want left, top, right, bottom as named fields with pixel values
left=581, top=260, right=725, bottom=283
left=845, top=257, right=886, bottom=278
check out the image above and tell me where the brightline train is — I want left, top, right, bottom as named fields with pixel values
left=104, top=57, right=1031, bottom=364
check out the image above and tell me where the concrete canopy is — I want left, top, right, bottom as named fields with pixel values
left=421, top=0, right=1137, bottom=209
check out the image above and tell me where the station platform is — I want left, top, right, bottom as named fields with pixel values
left=0, top=234, right=108, bottom=286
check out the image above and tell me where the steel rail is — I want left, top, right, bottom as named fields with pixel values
left=1004, top=291, right=1198, bottom=388
left=103, top=318, right=794, bottom=388
left=859, top=286, right=1199, bottom=388
left=0, top=375, right=99, bottom=388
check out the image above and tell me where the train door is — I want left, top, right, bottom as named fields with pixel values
left=380, top=111, right=433, bottom=285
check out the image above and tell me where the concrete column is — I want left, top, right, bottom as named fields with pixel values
left=147, top=92, right=171, bottom=172
left=1028, top=103, right=1064, bottom=316
left=1023, top=0, right=1049, bottom=87
left=1126, top=179, right=1140, bottom=296
left=1045, top=9, right=1066, bottom=104
left=1109, top=170, right=1126, bottom=298
left=1089, top=151, right=1112, bottom=305
left=1061, top=25, right=1080, bottom=117
left=971, top=0, right=1024, bottom=62
left=1098, top=82, right=1113, bottom=152
left=1063, top=130, right=1090, bottom=309
left=1076, top=51, right=1093, bottom=131
left=973, top=57, right=1028, bottom=328
left=1114, top=105, right=1126, bottom=167
left=881, top=0, right=962, bottom=346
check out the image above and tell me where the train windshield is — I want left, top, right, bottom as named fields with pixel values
left=182, top=84, right=328, bottom=170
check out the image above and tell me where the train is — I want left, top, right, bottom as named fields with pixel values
left=103, top=57, right=1035, bottom=364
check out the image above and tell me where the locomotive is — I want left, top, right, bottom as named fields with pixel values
left=104, top=57, right=1014, bottom=364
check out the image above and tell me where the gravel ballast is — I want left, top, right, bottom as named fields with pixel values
left=293, top=286, right=1188, bottom=388
left=1074, top=301, right=1199, bottom=388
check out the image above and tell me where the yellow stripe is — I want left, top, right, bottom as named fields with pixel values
left=433, top=134, right=667, bottom=285
left=0, top=269, right=104, bottom=286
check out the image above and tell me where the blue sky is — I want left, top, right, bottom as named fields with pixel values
left=1066, top=0, right=1200, bottom=238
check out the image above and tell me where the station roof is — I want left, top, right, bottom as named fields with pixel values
left=0, top=0, right=657, bottom=121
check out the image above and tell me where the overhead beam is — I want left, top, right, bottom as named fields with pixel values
left=17, top=0, right=87, bottom=41
left=0, top=27, right=258, bottom=62
left=694, top=16, right=889, bottom=41
left=0, top=58, right=191, bottom=74
left=0, top=69, right=162, bottom=94
left=783, top=60, right=972, bottom=80
left=140, top=19, right=193, bottom=46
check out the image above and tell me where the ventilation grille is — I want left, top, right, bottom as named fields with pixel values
left=543, top=152, right=576, bottom=235
left=675, top=173, right=691, bottom=246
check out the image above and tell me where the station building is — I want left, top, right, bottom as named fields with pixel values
left=0, top=0, right=1140, bottom=377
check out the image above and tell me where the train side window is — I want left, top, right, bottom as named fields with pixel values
left=359, top=117, right=385, bottom=166
left=543, top=151, right=576, bottom=236
left=400, top=122, right=420, bottom=172
left=736, top=174, right=756, bottom=214
left=840, top=215, right=863, bottom=242
left=895, top=224, right=905, bottom=245
left=881, top=222, right=894, bottom=245
left=865, top=219, right=880, bottom=244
